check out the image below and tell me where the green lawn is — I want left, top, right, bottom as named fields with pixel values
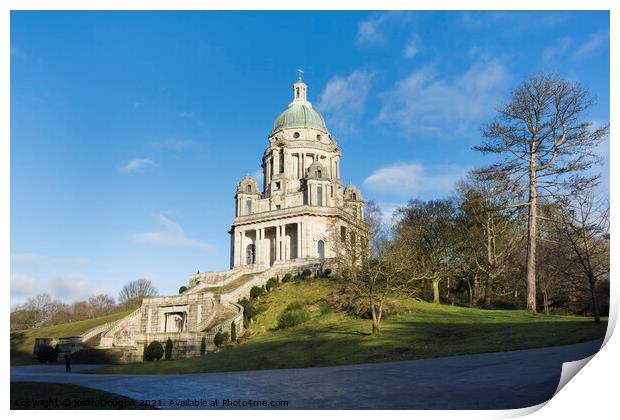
left=89, top=279, right=607, bottom=375
left=10, top=310, right=132, bottom=365
left=11, top=382, right=153, bottom=410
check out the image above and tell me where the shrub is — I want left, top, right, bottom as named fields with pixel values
left=179, top=286, right=188, bottom=294
left=324, top=268, right=332, bottom=278
left=282, top=273, right=293, bottom=283
left=286, top=301, right=306, bottom=311
left=230, top=321, right=237, bottom=342
left=222, top=331, right=230, bottom=344
left=144, top=341, right=164, bottom=361
left=143, top=343, right=148, bottom=361
left=265, top=277, right=277, bottom=291
left=277, top=309, right=310, bottom=329
left=250, top=286, right=266, bottom=300
left=301, top=268, right=312, bottom=278
left=200, top=337, right=206, bottom=355
left=214, top=331, right=224, bottom=347
left=165, top=338, right=173, bottom=360
left=37, top=345, right=56, bottom=363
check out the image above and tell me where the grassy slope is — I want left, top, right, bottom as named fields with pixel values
left=11, top=382, right=152, bottom=409
left=10, top=310, right=132, bottom=365
left=91, top=279, right=607, bottom=375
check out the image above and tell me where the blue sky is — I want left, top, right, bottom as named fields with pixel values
left=10, top=11, right=610, bottom=305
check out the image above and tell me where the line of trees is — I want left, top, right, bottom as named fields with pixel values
left=330, top=73, right=609, bottom=334
left=10, top=278, right=159, bottom=330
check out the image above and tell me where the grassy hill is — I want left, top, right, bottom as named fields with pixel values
left=90, top=278, right=607, bottom=375
left=10, top=310, right=132, bottom=365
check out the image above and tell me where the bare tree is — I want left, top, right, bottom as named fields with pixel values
left=475, top=73, right=608, bottom=312
left=456, top=171, right=524, bottom=307
left=118, top=279, right=158, bottom=309
left=328, top=202, right=416, bottom=334
left=554, top=190, right=609, bottom=323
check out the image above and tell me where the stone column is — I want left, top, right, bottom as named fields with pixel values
left=239, top=230, right=245, bottom=266
left=297, top=221, right=302, bottom=259
left=275, top=224, right=281, bottom=261
left=273, top=150, right=280, bottom=174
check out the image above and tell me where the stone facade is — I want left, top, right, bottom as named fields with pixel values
left=230, top=78, right=365, bottom=269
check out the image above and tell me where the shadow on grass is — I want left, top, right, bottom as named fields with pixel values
left=89, top=319, right=606, bottom=376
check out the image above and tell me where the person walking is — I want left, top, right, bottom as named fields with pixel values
left=64, top=353, right=71, bottom=373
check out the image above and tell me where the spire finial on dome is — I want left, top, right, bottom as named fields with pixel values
left=293, top=71, right=308, bottom=102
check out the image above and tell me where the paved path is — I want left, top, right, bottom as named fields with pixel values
left=11, top=339, right=603, bottom=410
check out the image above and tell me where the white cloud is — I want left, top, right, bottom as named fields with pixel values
left=403, top=33, right=421, bottom=58
left=572, top=29, right=609, bottom=61
left=150, top=138, right=197, bottom=151
left=363, top=162, right=469, bottom=199
left=317, top=70, right=374, bottom=132
left=120, top=157, right=157, bottom=173
left=542, top=37, right=572, bottom=64
left=376, top=57, right=509, bottom=135
left=356, top=11, right=412, bottom=46
left=11, top=272, right=111, bottom=305
left=133, top=214, right=212, bottom=251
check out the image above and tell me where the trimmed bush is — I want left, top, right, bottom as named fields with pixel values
left=265, top=277, right=277, bottom=291
left=200, top=337, right=206, bottom=355
left=143, top=343, right=148, bottom=361
left=222, top=331, right=230, bottom=344
left=179, top=286, right=188, bottom=294
left=277, top=309, right=310, bottom=329
left=250, top=286, right=266, bottom=300
left=37, top=345, right=56, bottom=363
left=324, top=268, right=332, bottom=278
left=214, top=331, right=224, bottom=347
left=282, top=273, right=293, bottom=283
left=301, top=268, right=312, bottom=278
left=144, top=341, right=164, bottom=361
left=165, top=338, right=173, bottom=360
left=230, top=321, right=237, bottom=342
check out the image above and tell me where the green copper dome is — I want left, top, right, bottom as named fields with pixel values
left=272, top=102, right=327, bottom=133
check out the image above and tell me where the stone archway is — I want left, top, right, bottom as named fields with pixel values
left=317, top=240, right=325, bottom=260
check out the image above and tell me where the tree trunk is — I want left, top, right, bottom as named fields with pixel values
left=589, top=279, right=601, bottom=324
left=483, top=280, right=492, bottom=308
left=371, top=303, right=380, bottom=334
left=432, top=277, right=440, bottom=304
left=526, top=156, right=538, bottom=312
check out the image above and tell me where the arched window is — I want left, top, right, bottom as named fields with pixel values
left=296, top=87, right=300, bottom=98
left=316, top=134, right=322, bottom=141
left=316, top=170, right=322, bottom=178
left=245, top=199, right=252, bottom=215
left=351, top=193, right=357, bottom=201
left=317, top=240, right=325, bottom=260
left=246, top=184, right=252, bottom=193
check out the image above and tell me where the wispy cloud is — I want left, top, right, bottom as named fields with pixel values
left=356, top=11, right=412, bottom=46
left=120, top=157, right=157, bottom=173
left=364, top=162, right=468, bottom=199
left=317, top=70, right=374, bottom=133
left=542, top=36, right=572, bottom=64
left=376, top=57, right=509, bottom=135
left=150, top=138, right=197, bottom=151
left=403, top=33, right=421, bottom=58
left=133, top=214, right=212, bottom=251
left=572, top=29, right=609, bottom=61
left=11, top=272, right=111, bottom=305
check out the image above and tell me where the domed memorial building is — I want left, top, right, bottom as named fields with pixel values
left=230, top=76, right=366, bottom=268
left=56, top=77, right=366, bottom=362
